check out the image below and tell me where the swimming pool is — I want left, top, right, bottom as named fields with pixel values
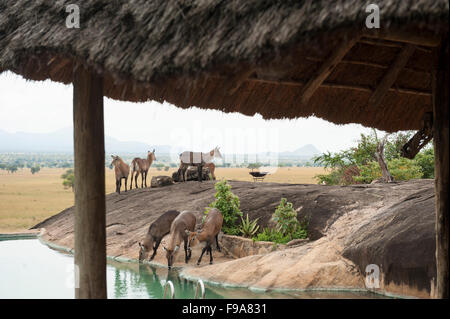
left=0, top=238, right=387, bottom=299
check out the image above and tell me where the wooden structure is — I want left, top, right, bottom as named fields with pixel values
left=0, top=1, right=448, bottom=298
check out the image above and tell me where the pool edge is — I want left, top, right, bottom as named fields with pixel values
left=34, top=229, right=413, bottom=299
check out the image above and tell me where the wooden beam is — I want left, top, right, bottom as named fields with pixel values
left=299, top=35, right=360, bottom=105
left=364, top=30, right=442, bottom=47
left=367, top=44, right=416, bottom=109
left=401, top=112, right=433, bottom=159
left=432, top=37, right=449, bottom=299
left=227, top=67, right=255, bottom=95
left=358, top=38, right=432, bottom=53
left=73, top=64, right=107, bottom=299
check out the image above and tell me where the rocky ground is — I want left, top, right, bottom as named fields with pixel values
left=32, top=179, right=436, bottom=298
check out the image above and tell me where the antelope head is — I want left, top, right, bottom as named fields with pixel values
left=138, top=242, right=149, bottom=262
left=163, top=245, right=179, bottom=269
left=148, top=149, right=156, bottom=161
left=110, top=155, right=120, bottom=167
left=185, top=229, right=201, bottom=248
left=214, top=146, right=223, bottom=159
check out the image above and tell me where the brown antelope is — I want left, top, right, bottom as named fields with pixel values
left=138, top=210, right=180, bottom=262
left=186, top=208, right=223, bottom=265
left=178, top=146, right=222, bottom=182
left=110, top=155, right=130, bottom=194
left=130, top=149, right=156, bottom=189
left=163, top=211, right=196, bottom=269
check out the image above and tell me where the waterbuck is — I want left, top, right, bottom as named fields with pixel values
left=163, top=211, right=196, bottom=269
left=130, top=149, right=156, bottom=189
left=186, top=208, right=223, bottom=265
left=138, top=210, right=181, bottom=262
left=110, top=155, right=130, bottom=194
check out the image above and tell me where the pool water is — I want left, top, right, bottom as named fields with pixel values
left=0, top=239, right=387, bottom=299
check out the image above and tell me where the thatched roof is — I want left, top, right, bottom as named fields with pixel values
left=0, top=0, right=448, bottom=132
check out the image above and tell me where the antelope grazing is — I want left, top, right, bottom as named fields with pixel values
left=186, top=208, right=223, bottom=265
left=178, top=146, right=222, bottom=182
left=163, top=211, right=196, bottom=269
left=110, top=155, right=130, bottom=194
left=130, top=149, right=156, bottom=189
left=138, top=210, right=180, bottom=262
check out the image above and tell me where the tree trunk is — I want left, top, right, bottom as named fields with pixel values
left=73, top=64, right=107, bottom=299
left=433, top=37, right=449, bottom=299
left=374, top=135, right=394, bottom=183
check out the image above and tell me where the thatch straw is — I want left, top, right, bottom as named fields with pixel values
left=0, top=0, right=448, bottom=131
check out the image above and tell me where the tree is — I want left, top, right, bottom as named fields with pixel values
left=61, top=169, right=75, bottom=191
left=7, top=164, right=18, bottom=173
left=373, top=130, right=394, bottom=183
left=30, top=165, right=41, bottom=174
left=314, top=130, right=432, bottom=185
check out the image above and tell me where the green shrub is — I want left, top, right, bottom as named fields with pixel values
left=414, top=148, right=434, bottom=179
left=389, top=158, right=423, bottom=180
left=239, top=214, right=259, bottom=238
left=273, top=198, right=301, bottom=240
left=253, top=227, right=307, bottom=244
left=252, top=198, right=308, bottom=244
left=254, top=227, right=290, bottom=244
left=206, top=180, right=243, bottom=235
left=355, top=158, right=423, bottom=183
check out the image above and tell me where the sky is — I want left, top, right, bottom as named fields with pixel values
left=0, top=71, right=375, bottom=154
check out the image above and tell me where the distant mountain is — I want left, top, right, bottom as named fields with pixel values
left=0, top=127, right=177, bottom=154
left=279, top=144, right=322, bottom=159
left=0, top=128, right=321, bottom=159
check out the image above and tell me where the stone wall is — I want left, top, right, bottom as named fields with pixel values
left=219, top=234, right=286, bottom=258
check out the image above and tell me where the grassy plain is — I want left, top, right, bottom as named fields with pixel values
left=0, top=166, right=325, bottom=232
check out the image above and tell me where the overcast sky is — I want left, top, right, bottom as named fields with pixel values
left=0, top=71, right=375, bottom=154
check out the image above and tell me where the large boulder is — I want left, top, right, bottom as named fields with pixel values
left=172, top=166, right=211, bottom=182
left=342, top=186, right=435, bottom=297
left=150, top=175, right=174, bottom=187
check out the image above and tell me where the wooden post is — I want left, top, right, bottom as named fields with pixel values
left=73, top=64, right=107, bottom=299
left=433, top=37, right=449, bottom=299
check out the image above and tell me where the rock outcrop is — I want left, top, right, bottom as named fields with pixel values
left=172, top=166, right=211, bottom=182
left=150, top=175, right=174, bottom=187
left=32, top=179, right=435, bottom=298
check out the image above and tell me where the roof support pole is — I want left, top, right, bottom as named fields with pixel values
left=432, top=37, right=449, bottom=299
left=73, top=64, right=107, bottom=299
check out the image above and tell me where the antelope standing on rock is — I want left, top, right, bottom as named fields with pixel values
left=130, top=149, right=156, bottom=189
left=110, top=155, right=130, bottom=194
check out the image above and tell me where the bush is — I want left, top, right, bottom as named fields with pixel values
left=414, top=147, right=434, bottom=179
left=61, top=169, right=75, bottom=191
left=206, top=180, right=243, bottom=235
left=253, top=227, right=307, bottom=244
left=272, top=198, right=302, bottom=240
left=355, top=158, right=423, bottom=183
left=254, top=227, right=290, bottom=244
left=238, top=214, right=259, bottom=238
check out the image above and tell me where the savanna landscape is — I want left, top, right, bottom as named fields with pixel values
left=0, top=166, right=325, bottom=232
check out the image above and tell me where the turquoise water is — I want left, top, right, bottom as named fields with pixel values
left=0, top=239, right=386, bottom=299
